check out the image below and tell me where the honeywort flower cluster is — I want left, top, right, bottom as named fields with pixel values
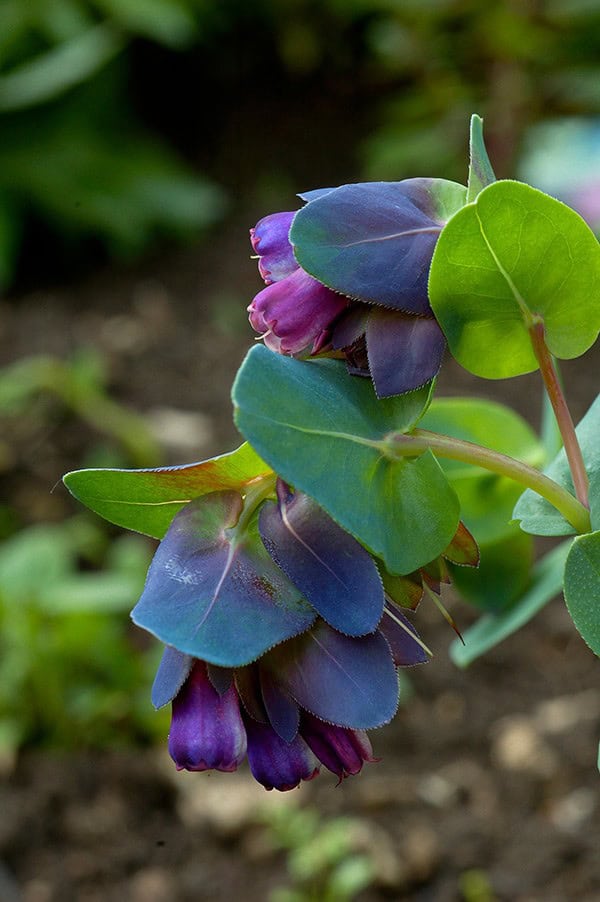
left=248, top=178, right=467, bottom=397
left=130, top=474, right=477, bottom=790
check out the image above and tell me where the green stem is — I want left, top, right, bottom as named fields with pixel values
left=529, top=319, right=589, bottom=508
left=235, top=473, right=277, bottom=533
left=387, top=429, right=591, bottom=535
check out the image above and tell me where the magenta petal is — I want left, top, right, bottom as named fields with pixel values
left=168, top=661, right=247, bottom=773
left=300, top=712, right=375, bottom=780
left=248, top=268, right=348, bottom=355
left=250, top=212, right=297, bottom=283
left=366, top=309, right=446, bottom=397
left=244, top=716, right=319, bottom=791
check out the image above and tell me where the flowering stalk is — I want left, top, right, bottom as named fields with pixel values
left=385, top=429, right=591, bottom=535
left=529, top=318, right=590, bottom=509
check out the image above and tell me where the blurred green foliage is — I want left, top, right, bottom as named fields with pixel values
left=0, top=0, right=227, bottom=289
left=0, top=348, right=167, bottom=754
left=3, top=0, right=600, bottom=288
left=262, top=806, right=375, bottom=902
left=0, top=515, right=166, bottom=755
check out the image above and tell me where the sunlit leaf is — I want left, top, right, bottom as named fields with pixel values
left=63, top=443, right=271, bottom=539
left=429, top=180, right=600, bottom=378
left=467, top=114, right=496, bottom=203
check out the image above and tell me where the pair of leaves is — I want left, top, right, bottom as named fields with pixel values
left=233, top=346, right=461, bottom=575
left=429, top=180, right=600, bottom=379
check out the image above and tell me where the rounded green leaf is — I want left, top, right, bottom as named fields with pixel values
left=429, top=180, right=600, bottom=378
left=233, top=346, right=460, bottom=575
left=563, top=531, right=600, bottom=656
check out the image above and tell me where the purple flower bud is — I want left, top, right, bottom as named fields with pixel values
left=244, top=715, right=320, bottom=791
left=300, top=712, right=376, bottom=782
left=168, top=661, right=247, bottom=773
left=248, top=267, right=348, bottom=355
left=250, top=212, right=297, bottom=284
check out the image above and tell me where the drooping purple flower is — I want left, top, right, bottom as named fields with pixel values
left=153, top=602, right=428, bottom=791
left=248, top=267, right=348, bottom=356
left=300, top=712, right=376, bottom=783
left=168, top=660, right=246, bottom=772
left=244, top=715, right=320, bottom=791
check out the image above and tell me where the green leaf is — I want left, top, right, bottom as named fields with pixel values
left=563, top=530, right=600, bottom=655
left=417, top=397, right=539, bottom=610
left=467, top=114, right=496, bottom=203
left=63, top=443, right=271, bottom=539
left=233, top=346, right=460, bottom=574
left=429, top=180, right=600, bottom=379
left=420, top=396, right=543, bottom=542
left=514, top=393, right=600, bottom=536
left=450, top=541, right=570, bottom=667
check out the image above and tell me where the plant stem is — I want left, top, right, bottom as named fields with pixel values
left=529, top=319, right=589, bottom=508
left=387, top=429, right=591, bottom=535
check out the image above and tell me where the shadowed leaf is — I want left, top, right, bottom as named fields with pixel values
left=259, top=489, right=384, bottom=637
left=132, top=491, right=316, bottom=667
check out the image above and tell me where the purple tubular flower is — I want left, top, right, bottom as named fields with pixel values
left=244, top=715, right=320, bottom=791
left=248, top=268, right=347, bottom=355
left=168, top=660, right=247, bottom=773
left=248, top=213, right=348, bottom=355
left=250, top=212, right=297, bottom=283
left=300, top=712, right=376, bottom=782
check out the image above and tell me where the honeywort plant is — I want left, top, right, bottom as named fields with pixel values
left=64, top=116, right=600, bottom=789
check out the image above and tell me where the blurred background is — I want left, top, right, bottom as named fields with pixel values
left=1, top=1, right=600, bottom=900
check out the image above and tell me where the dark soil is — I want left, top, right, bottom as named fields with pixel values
left=1, top=179, right=599, bottom=902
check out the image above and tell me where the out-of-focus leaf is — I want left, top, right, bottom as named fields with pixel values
left=94, top=0, right=198, bottom=48
left=450, top=541, right=570, bottom=666
left=0, top=25, right=125, bottom=112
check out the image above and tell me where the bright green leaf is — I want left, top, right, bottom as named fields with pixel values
left=63, top=443, right=271, bottom=539
left=563, top=530, right=600, bottom=655
left=450, top=540, right=570, bottom=667
left=429, top=180, right=600, bottom=379
left=467, top=114, right=496, bottom=203
left=233, top=346, right=460, bottom=575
